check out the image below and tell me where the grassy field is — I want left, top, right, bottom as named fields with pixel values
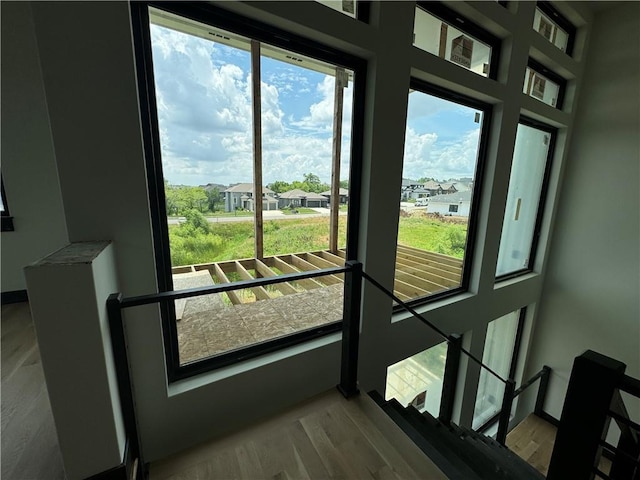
left=169, top=214, right=467, bottom=267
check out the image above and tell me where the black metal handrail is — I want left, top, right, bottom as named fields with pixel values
left=361, top=271, right=508, bottom=384
left=119, top=265, right=350, bottom=308
left=359, top=270, right=529, bottom=445
left=547, top=351, right=640, bottom=480
left=107, top=262, right=357, bottom=480
left=476, top=365, right=551, bottom=436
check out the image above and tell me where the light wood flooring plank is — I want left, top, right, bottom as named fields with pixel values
left=151, top=390, right=448, bottom=480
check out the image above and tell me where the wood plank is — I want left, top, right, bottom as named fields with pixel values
left=290, top=255, right=342, bottom=286
left=395, top=269, right=448, bottom=293
left=396, top=249, right=462, bottom=276
left=271, top=257, right=323, bottom=290
left=251, top=39, right=264, bottom=259
left=213, top=263, right=242, bottom=305
left=234, top=261, right=271, bottom=301
left=255, top=259, right=299, bottom=295
left=329, top=67, right=345, bottom=253
left=394, top=278, right=430, bottom=298
left=317, top=250, right=345, bottom=266
left=301, top=253, right=344, bottom=281
left=395, top=256, right=461, bottom=284
left=397, top=245, right=463, bottom=268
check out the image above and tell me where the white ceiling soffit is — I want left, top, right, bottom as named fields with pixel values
left=148, top=6, right=352, bottom=78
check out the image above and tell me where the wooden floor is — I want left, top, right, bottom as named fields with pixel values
left=150, top=390, right=448, bottom=480
left=1, top=302, right=66, bottom=480
left=506, top=413, right=612, bottom=477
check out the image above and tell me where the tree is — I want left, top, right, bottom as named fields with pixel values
left=268, top=180, right=292, bottom=194
left=205, top=187, right=222, bottom=212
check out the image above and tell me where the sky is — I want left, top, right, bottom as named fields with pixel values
left=150, top=22, right=482, bottom=188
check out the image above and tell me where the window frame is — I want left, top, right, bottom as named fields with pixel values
left=416, top=1, right=502, bottom=80
left=394, top=78, right=492, bottom=310
left=1, top=176, right=14, bottom=232
left=526, top=58, right=567, bottom=110
left=130, top=1, right=366, bottom=382
left=474, top=307, right=526, bottom=433
left=496, top=116, right=557, bottom=282
left=536, top=1, right=576, bottom=56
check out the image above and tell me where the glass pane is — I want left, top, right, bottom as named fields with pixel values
left=385, top=342, right=448, bottom=418
left=534, top=8, right=569, bottom=52
left=260, top=44, right=353, bottom=256
left=414, top=7, right=492, bottom=77
left=396, top=88, right=485, bottom=301
left=149, top=8, right=351, bottom=366
left=496, top=123, right=551, bottom=277
left=523, top=66, right=561, bottom=108
left=315, top=0, right=357, bottom=18
left=473, top=310, right=520, bottom=429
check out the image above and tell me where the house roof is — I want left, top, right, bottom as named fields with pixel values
left=423, top=180, right=442, bottom=190
left=278, top=189, right=327, bottom=200
left=320, top=188, right=349, bottom=196
left=224, top=183, right=274, bottom=194
left=427, top=191, right=472, bottom=203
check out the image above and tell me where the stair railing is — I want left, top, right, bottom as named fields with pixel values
left=476, top=365, right=552, bottom=435
left=352, top=269, right=523, bottom=445
left=547, top=350, right=640, bottom=480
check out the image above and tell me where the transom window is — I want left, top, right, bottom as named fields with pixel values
left=413, top=2, right=500, bottom=79
left=534, top=2, right=576, bottom=55
left=524, top=59, right=566, bottom=109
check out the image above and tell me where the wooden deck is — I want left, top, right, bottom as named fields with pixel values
left=172, top=245, right=463, bottom=303
left=171, top=246, right=463, bottom=364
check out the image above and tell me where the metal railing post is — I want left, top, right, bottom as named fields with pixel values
left=496, top=378, right=516, bottom=445
left=547, top=350, right=626, bottom=480
left=107, top=293, right=145, bottom=480
left=534, top=365, right=551, bottom=416
left=439, top=333, right=462, bottom=426
left=338, top=261, right=362, bottom=398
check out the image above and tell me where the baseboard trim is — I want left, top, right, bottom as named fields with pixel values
left=1, top=289, right=28, bottom=305
left=85, top=440, right=138, bottom=480
left=537, top=410, right=560, bottom=427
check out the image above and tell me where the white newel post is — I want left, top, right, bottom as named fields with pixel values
left=24, top=241, right=126, bottom=480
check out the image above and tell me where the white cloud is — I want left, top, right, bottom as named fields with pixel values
left=151, top=24, right=353, bottom=186
left=403, top=127, right=480, bottom=180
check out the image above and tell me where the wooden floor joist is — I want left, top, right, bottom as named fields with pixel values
left=171, top=245, right=464, bottom=305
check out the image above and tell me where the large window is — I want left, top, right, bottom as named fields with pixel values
left=395, top=81, right=489, bottom=304
left=385, top=341, right=448, bottom=418
left=497, top=119, right=555, bottom=278
left=135, top=3, right=364, bottom=378
left=473, top=309, right=522, bottom=430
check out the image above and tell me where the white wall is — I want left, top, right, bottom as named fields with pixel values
left=523, top=2, right=640, bottom=420
left=0, top=2, right=69, bottom=293
left=6, top=0, right=601, bottom=466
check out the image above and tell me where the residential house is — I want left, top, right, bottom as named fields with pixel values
left=1, top=2, right=637, bottom=479
left=424, top=190, right=472, bottom=216
left=320, top=187, right=349, bottom=205
left=223, top=183, right=278, bottom=212
left=277, top=189, right=329, bottom=209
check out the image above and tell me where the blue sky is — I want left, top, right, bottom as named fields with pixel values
left=150, top=23, right=480, bottom=187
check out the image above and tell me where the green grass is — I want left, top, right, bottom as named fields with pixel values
left=168, top=215, right=465, bottom=267
left=281, top=207, right=319, bottom=215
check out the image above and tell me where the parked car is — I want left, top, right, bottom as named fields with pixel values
left=415, top=198, right=428, bottom=207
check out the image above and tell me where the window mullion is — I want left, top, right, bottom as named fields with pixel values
left=251, top=39, right=264, bottom=259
